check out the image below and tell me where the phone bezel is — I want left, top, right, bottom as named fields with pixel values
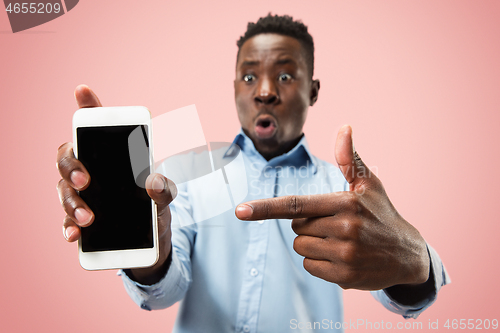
left=73, top=106, right=158, bottom=271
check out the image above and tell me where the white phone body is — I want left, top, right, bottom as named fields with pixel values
left=73, top=106, right=158, bottom=270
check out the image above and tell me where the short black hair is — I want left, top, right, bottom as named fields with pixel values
left=237, top=14, right=315, bottom=78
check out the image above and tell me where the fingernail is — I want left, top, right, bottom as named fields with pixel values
left=75, top=208, right=91, bottom=226
left=65, top=226, right=76, bottom=240
left=236, top=204, right=253, bottom=220
left=153, top=175, right=164, bottom=193
left=71, top=171, right=87, bottom=188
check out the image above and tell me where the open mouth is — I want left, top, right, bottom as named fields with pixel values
left=254, top=115, right=277, bottom=139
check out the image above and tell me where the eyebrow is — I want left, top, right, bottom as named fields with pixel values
left=241, top=60, right=259, bottom=67
left=240, top=58, right=297, bottom=67
left=275, top=58, right=295, bottom=66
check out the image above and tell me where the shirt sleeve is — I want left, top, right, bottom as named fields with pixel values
left=117, top=179, right=197, bottom=311
left=371, top=243, right=451, bottom=319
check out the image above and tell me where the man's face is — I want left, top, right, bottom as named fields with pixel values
left=234, top=33, right=319, bottom=160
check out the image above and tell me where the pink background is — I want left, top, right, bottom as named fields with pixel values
left=1, top=0, right=499, bottom=331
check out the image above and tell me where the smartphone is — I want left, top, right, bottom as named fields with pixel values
left=73, top=106, right=158, bottom=270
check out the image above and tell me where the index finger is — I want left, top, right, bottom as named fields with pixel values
left=235, top=193, right=351, bottom=221
left=56, top=142, right=90, bottom=190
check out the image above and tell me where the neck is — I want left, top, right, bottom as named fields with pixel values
left=254, top=134, right=304, bottom=161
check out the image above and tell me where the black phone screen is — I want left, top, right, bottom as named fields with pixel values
left=77, top=125, right=153, bottom=252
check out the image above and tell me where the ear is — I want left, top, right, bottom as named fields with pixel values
left=309, top=79, right=320, bottom=106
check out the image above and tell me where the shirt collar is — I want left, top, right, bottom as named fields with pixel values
left=224, top=128, right=318, bottom=174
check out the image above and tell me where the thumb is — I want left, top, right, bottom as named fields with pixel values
left=145, top=174, right=177, bottom=231
left=74, top=84, right=102, bottom=109
left=335, top=125, right=375, bottom=191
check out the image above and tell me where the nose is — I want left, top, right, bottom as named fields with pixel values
left=254, top=77, right=279, bottom=105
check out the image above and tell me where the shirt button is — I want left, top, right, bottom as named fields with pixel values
left=257, top=220, right=264, bottom=224
left=250, top=268, right=258, bottom=277
left=243, top=325, right=250, bottom=332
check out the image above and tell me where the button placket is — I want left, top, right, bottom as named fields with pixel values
left=234, top=173, right=273, bottom=333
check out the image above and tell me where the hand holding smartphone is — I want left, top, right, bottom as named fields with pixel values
left=57, top=86, right=176, bottom=281
left=72, top=106, right=158, bottom=270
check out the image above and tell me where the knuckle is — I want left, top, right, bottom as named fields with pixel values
left=338, top=243, right=357, bottom=264
left=288, top=196, right=303, bottom=216
left=60, top=193, right=75, bottom=210
left=292, top=237, right=300, bottom=253
left=58, top=184, right=77, bottom=211
left=62, top=215, right=74, bottom=228
left=303, top=258, right=332, bottom=282
left=302, top=257, right=315, bottom=273
left=262, top=200, right=272, bottom=219
left=338, top=220, right=361, bottom=241
left=290, top=218, right=304, bottom=234
left=57, top=142, right=71, bottom=154
left=56, top=154, right=74, bottom=173
left=293, top=236, right=306, bottom=254
left=57, top=180, right=71, bottom=203
left=57, top=178, right=66, bottom=191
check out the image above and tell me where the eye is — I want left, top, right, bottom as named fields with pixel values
left=243, top=74, right=256, bottom=82
left=278, top=73, right=293, bottom=82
